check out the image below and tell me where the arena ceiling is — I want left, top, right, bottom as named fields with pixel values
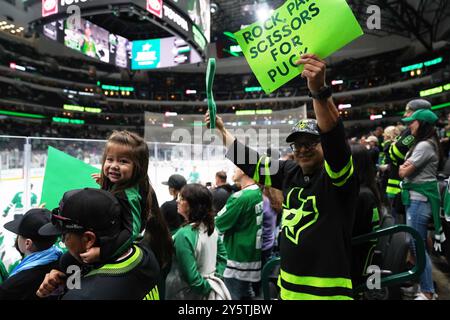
left=2, top=0, right=449, bottom=74
left=17, top=0, right=450, bottom=47
left=211, top=0, right=450, bottom=50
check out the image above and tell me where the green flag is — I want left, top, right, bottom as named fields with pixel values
left=40, top=146, right=100, bottom=210
left=234, top=0, right=364, bottom=94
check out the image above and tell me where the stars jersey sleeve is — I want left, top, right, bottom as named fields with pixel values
left=100, top=186, right=143, bottom=261
left=320, top=119, right=355, bottom=189
left=225, top=140, right=287, bottom=190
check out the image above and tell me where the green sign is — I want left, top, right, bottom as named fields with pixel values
left=234, top=0, right=363, bottom=94
left=52, top=117, right=85, bottom=124
left=40, top=147, right=100, bottom=210
left=401, top=63, right=423, bottom=73
left=101, top=85, right=135, bottom=92
left=420, top=86, right=443, bottom=97
left=401, top=57, right=443, bottom=72
left=63, top=104, right=102, bottom=113
left=236, top=109, right=273, bottom=115
left=245, top=86, right=262, bottom=92
left=424, top=57, right=443, bottom=67
left=420, top=83, right=450, bottom=97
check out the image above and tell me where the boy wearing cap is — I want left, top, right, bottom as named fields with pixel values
left=161, top=174, right=187, bottom=234
left=205, top=54, right=359, bottom=299
left=36, top=188, right=161, bottom=300
left=0, top=208, right=61, bottom=300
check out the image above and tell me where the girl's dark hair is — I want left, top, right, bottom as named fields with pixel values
left=350, top=144, right=382, bottom=211
left=180, top=184, right=215, bottom=236
left=411, top=121, right=444, bottom=171
left=101, top=130, right=173, bottom=269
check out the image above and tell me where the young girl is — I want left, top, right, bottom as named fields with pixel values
left=82, top=130, right=173, bottom=271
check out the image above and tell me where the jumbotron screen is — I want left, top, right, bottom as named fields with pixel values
left=34, top=0, right=209, bottom=58
left=43, top=17, right=133, bottom=68
left=131, top=36, right=201, bottom=70
left=64, top=18, right=110, bottom=63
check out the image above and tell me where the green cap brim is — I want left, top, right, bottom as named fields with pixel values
left=402, top=116, right=414, bottom=123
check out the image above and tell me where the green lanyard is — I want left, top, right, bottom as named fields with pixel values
left=206, top=58, right=216, bottom=129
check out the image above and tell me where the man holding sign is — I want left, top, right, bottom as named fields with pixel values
left=205, top=54, right=358, bottom=300
left=234, top=0, right=363, bottom=93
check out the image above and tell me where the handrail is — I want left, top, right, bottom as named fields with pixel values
left=351, top=224, right=425, bottom=294
left=261, top=224, right=426, bottom=299
left=261, top=256, right=280, bottom=301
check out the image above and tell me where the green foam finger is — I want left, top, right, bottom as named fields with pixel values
left=206, top=58, right=217, bottom=129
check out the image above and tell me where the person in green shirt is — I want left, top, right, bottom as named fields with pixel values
left=215, top=167, right=263, bottom=300
left=80, top=23, right=100, bottom=59
left=188, top=166, right=200, bottom=183
left=165, top=184, right=228, bottom=300
left=3, top=184, right=38, bottom=217
left=400, top=109, right=443, bottom=300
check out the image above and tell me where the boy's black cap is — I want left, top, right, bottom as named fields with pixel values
left=4, top=208, right=54, bottom=241
left=162, top=174, right=187, bottom=191
left=39, top=188, right=121, bottom=238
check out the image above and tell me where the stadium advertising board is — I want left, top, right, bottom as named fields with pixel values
left=147, top=0, right=163, bottom=18
left=132, top=36, right=201, bottom=70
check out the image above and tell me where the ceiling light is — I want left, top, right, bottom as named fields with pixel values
left=256, top=5, right=273, bottom=21
left=211, top=3, right=219, bottom=14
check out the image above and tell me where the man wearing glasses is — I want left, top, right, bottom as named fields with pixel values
left=205, top=54, right=358, bottom=300
left=35, top=188, right=161, bottom=300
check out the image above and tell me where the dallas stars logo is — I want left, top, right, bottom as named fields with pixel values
left=298, top=121, right=307, bottom=129
left=281, top=188, right=319, bottom=245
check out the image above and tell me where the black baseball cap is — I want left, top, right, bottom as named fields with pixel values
left=39, top=188, right=121, bottom=238
left=162, top=174, right=187, bottom=191
left=4, top=208, right=54, bottom=241
left=286, top=119, right=320, bottom=143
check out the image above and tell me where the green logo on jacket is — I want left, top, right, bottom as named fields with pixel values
left=402, top=135, right=414, bottom=146
left=281, top=188, right=319, bottom=245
